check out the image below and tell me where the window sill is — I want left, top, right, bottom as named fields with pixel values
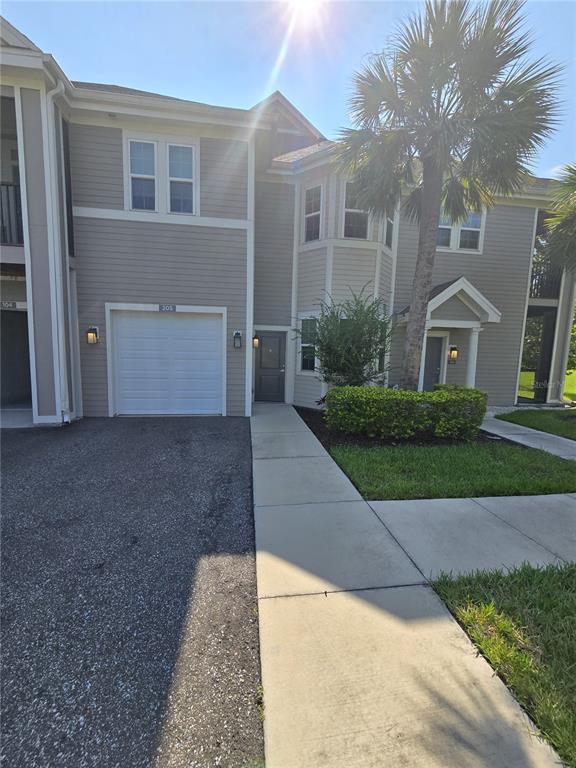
left=437, top=246, right=483, bottom=255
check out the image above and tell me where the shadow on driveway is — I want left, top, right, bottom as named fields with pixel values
left=1, top=417, right=263, bottom=768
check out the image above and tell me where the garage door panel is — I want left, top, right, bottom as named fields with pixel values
left=112, top=311, right=224, bottom=415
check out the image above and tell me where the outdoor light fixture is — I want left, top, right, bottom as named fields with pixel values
left=252, top=334, right=260, bottom=349
left=86, top=326, right=99, bottom=344
left=448, top=345, right=459, bottom=364
left=233, top=330, right=242, bottom=349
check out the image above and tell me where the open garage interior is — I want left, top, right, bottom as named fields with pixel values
left=108, top=308, right=226, bottom=416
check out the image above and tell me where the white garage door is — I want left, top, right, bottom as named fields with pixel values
left=112, top=311, right=224, bottom=415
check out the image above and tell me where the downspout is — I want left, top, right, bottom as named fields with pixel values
left=46, top=79, right=71, bottom=422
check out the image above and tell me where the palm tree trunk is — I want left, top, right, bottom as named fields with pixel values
left=400, top=159, right=443, bottom=389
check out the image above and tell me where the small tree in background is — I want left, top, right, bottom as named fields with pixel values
left=299, top=289, right=392, bottom=387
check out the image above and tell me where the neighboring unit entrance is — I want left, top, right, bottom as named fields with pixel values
left=111, top=310, right=224, bottom=415
left=423, top=336, right=445, bottom=391
left=255, top=331, right=286, bottom=402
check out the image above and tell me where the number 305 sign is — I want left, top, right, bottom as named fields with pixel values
left=159, top=304, right=176, bottom=312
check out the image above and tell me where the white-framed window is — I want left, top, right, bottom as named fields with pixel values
left=343, top=181, right=369, bottom=239
left=300, top=317, right=317, bottom=372
left=304, top=185, right=322, bottom=242
left=129, top=140, right=156, bottom=211
left=437, top=211, right=484, bottom=251
left=168, top=143, right=195, bottom=214
left=384, top=215, right=394, bottom=249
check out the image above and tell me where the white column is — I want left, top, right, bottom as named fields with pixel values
left=466, top=327, right=481, bottom=387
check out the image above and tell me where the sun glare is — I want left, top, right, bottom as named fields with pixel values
left=287, top=0, right=326, bottom=29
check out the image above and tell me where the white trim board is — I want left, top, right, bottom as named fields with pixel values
left=72, top=206, right=248, bottom=230
left=104, top=303, right=228, bottom=417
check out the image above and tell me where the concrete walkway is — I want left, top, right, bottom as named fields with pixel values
left=483, top=415, right=576, bottom=460
left=251, top=404, right=571, bottom=768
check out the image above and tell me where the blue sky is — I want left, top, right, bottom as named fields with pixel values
left=4, top=0, right=575, bottom=177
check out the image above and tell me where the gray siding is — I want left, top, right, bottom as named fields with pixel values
left=200, top=137, right=248, bottom=219
left=297, top=247, right=326, bottom=313
left=392, top=204, right=536, bottom=404
left=379, top=250, right=394, bottom=309
left=54, top=109, right=74, bottom=411
left=74, top=218, right=247, bottom=416
left=69, top=123, right=124, bottom=209
left=430, top=295, right=479, bottom=322
left=254, top=181, right=294, bottom=325
left=332, top=246, right=377, bottom=303
left=21, top=88, right=57, bottom=417
left=444, top=328, right=469, bottom=386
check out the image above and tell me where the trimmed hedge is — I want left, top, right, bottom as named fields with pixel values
left=324, top=384, right=487, bottom=442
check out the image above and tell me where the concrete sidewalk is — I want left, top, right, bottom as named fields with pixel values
left=251, top=404, right=568, bottom=767
left=483, top=415, right=576, bottom=460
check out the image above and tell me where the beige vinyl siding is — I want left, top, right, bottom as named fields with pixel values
left=199, top=137, right=248, bottom=219
left=294, top=372, right=322, bottom=409
left=332, top=246, right=377, bottom=303
left=254, top=181, right=294, bottom=325
left=297, top=247, right=326, bottom=313
left=430, top=295, right=479, bottom=322
left=392, top=204, right=536, bottom=404
left=69, top=123, right=124, bottom=209
left=74, top=218, right=247, bottom=416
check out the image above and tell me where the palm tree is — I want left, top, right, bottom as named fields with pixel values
left=546, top=164, right=576, bottom=271
left=339, top=0, right=561, bottom=390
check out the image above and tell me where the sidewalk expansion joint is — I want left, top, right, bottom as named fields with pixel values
left=258, top=581, right=430, bottom=601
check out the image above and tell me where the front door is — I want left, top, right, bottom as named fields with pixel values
left=255, top=332, right=286, bottom=402
left=423, top=336, right=444, bottom=391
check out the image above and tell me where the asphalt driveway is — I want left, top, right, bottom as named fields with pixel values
left=1, top=417, right=263, bottom=768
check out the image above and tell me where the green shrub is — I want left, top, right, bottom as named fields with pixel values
left=324, top=385, right=487, bottom=442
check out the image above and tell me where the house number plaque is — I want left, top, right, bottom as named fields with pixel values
left=159, top=304, right=176, bottom=312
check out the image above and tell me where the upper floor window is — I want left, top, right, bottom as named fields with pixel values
left=344, top=182, right=368, bottom=239
left=168, top=144, right=194, bottom=214
left=304, top=185, right=322, bottom=242
left=129, top=140, right=156, bottom=211
left=385, top=216, right=394, bottom=249
left=437, top=210, right=483, bottom=251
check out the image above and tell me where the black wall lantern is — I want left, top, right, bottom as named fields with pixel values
left=448, top=345, right=459, bottom=364
left=86, top=326, right=99, bottom=344
left=233, top=330, right=242, bottom=349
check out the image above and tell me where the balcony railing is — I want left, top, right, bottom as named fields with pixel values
left=530, top=259, right=562, bottom=300
left=0, top=183, right=24, bottom=246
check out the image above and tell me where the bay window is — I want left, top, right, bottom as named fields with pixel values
left=344, top=181, right=368, bottom=239
left=304, top=185, right=322, bottom=242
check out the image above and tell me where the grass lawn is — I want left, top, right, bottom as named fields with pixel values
left=497, top=409, right=576, bottom=441
left=330, top=442, right=576, bottom=500
left=565, top=370, right=576, bottom=402
left=434, top=564, right=576, bottom=767
left=518, top=369, right=576, bottom=402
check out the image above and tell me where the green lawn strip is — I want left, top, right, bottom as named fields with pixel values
left=433, top=564, right=576, bottom=767
left=330, top=443, right=576, bottom=500
left=497, top=409, right=576, bottom=441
